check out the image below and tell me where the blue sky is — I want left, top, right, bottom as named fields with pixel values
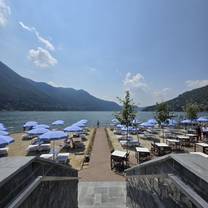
left=0, top=0, right=208, bottom=106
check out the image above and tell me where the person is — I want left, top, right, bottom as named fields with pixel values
left=196, top=124, right=201, bottom=142
left=97, top=120, right=100, bottom=128
left=202, top=125, right=208, bottom=140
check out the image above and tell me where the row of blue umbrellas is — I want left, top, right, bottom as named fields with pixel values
left=24, top=119, right=88, bottom=141
left=0, top=123, right=14, bottom=148
left=180, top=117, right=208, bottom=124
left=113, top=116, right=208, bottom=129
left=37, top=119, right=87, bottom=159
left=23, top=120, right=65, bottom=129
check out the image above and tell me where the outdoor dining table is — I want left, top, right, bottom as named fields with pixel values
left=154, top=143, right=172, bottom=156
left=177, top=135, right=191, bottom=147
left=195, top=143, right=208, bottom=154
left=135, top=147, right=150, bottom=163
left=188, top=129, right=196, bottom=134
left=111, top=150, right=128, bottom=170
left=166, top=139, right=181, bottom=151
left=120, top=139, right=139, bottom=148
left=72, top=137, right=82, bottom=148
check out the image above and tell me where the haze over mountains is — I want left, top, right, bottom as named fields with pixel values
left=0, top=62, right=121, bottom=111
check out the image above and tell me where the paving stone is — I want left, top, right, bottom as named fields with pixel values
left=78, top=181, right=127, bottom=208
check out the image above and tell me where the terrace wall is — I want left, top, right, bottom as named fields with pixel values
left=125, top=156, right=208, bottom=202
left=19, top=177, right=78, bottom=208
left=127, top=175, right=203, bottom=208
left=0, top=157, right=78, bottom=207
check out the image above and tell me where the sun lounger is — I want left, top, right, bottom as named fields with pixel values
left=40, top=152, right=70, bottom=164
left=22, top=134, right=36, bottom=140
left=26, top=144, right=39, bottom=152
left=38, top=144, right=51, bottom=151
left=40, top=153, right=53, bottom=159
left=0, top=147, right=9, bottom=156
left=26, top=144, right=51, bottom=153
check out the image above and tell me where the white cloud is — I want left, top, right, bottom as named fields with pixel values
left=35, top=31, right=55, bottom=51
left=19, top=21, right=55, bottom=51
left=123, top=72, right=148, bottom=91
left=0, top=0, right=11, bottom=27
left=19, top=21, right=34, bottom=32
left=28, top=47, right=57, bottom=68
left=122, top=72, right=175, bottom=106
left=185, top=80, right=208, bottom=90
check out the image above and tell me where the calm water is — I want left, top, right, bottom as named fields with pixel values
left=0, top=111, right=207, bottom=133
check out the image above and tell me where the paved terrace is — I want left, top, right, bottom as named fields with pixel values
left=79, top=128, right=125, bottom=181
left=79, top=128, right=126, bottom=207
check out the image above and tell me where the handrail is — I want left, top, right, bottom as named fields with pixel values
left=6, top=177, right=42, bottom=208
left=169, top=174, right=208, bottom=208
left=0, top=166, right=43, bottom=207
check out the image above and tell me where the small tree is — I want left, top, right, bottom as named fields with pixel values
left=114, top=91, right=136, bottom=142
left=184, top=103, right=199, bottom=120
left=154, top=102, right=173, bottom=141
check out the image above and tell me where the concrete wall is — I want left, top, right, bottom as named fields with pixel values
left=127, top=175, right=198, bottom=208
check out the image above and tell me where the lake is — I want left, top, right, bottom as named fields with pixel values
left=0, top=111, right=207, bottom=133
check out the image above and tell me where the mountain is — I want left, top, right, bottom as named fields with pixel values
left=143, top=85, right=208, bottom=112
left=0, top=61, right=121, bottom=111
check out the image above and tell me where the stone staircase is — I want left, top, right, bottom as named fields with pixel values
left=78, top=181, right=127, bottom=208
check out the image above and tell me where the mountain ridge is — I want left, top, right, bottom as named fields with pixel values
left=0, top=61, right=121, bottom=111
left=143, top=85, right=208, bottom=112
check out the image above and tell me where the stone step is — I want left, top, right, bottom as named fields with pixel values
left=78, top=181, right=127, bottom=208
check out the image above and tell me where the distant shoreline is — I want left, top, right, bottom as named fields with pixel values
left=0, top=110, right=121, bottom=112
left=0, top=110, right=207, bottom=113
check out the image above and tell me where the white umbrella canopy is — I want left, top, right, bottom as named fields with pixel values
left=73, top=122, right=86, bottom=128
left=166, top=119, right=177, bottom=126
left=197, top=117, right=208, bottom=123
left=0, top=135, right=14, bottom=147
left=38, top=130, right=68, bottom=160
left=33, top=124, right=50, bottom=129
left=180, top=119, right=193, bottom=124
left=27, top=128, right=49, bottom=136
left=132, top=119, right=141, bottom=125
left=64, top=125, right=83, bottom=132
left=112, top=119, right=119, bottom=124
left=147, top=119, right=158, bottom=125
left=39, top=130, right=68, bottom=142
left=0, top=130, right=9, bottom=136
left=79, top=119, right=88, bottom=124
left=23, top=121, right=38, bottom=128
left=0, top=123, right=7, bottom=131
left=52, top=120, right=64, bottom=125
left=140, top=122, right=155, bottom=127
